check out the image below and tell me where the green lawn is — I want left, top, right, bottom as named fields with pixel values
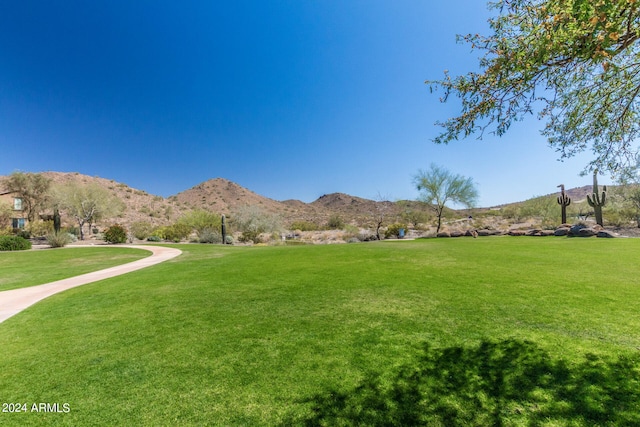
left=0, top=247, right=150, bottom=291
left=0, top=238, right=639, bottom=425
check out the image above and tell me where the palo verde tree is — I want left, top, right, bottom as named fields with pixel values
left=428, top=0, right=640, bottom=176
left=413, top=164, right=479, bottom=234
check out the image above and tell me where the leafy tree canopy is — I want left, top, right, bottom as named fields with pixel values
left=428, top=0, right=640, bottom=176
left=413, top=164, right=478, bottom=233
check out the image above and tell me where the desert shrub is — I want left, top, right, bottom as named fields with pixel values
left=199, top=229, right=222, bottom=244
left=163, top=223, right=192, bottom=242
left=232, top=206, right=283, bottom=243
left=290, top=221, right=319, bottom=231
left=224, top=235, right=234, bottom=245
left=605, top=210, right=633, bottom=227
left=16, top=229, right=31, bottom=239
left=130, top=221, right=154, bottom=240
left=327, top=215, right=344, bottom=230
left=385, top=223, right=408, bottom=239
left=179, top=209, right=221, bottom=237
left=147, top=235, right=162, bottom=242
left=0, top=235, right=32, bottom=251
left=103, top=224, right=128, bottom=244
left=46, top=232, right=72, bottom=248
left=28, top=220, right=54, bottom=238
left=239, top=230, right=262, bottom=244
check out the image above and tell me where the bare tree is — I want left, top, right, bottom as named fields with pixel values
left=372, top=192, right=393, bottom=241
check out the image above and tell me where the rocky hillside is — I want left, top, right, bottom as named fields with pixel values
left=171, top=178, right=284, bottom=214
left=2, top=172, right=187, bottom=228
left=1, top=171, right=609, bottom=232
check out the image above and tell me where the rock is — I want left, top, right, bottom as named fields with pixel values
left=541, top=230, right=556, bottom=236
left=526, top=229, right=542, bottom=236
left=508, top=230, right=526, bottom=236
left=437, top=231, right=451, bottom=238
left=597, top=230, right=616, bottom=238
left=554, top=227, right=570, bottom=236
left=450, top=230, right=464, bottom=237
left=569, top=224, right=587, bottom=236
left=578, top=228, right=597, bottom=237
left=477, top=229, right=492, bottom=236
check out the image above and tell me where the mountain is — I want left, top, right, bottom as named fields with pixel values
left=171, top=178, right=284, bottom=214
left=2, top=171, right=613, bottom=231
left=3, top=172, right=187, bottom=227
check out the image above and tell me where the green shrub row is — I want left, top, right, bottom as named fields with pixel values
left=0, top=235, right=32, bottom=251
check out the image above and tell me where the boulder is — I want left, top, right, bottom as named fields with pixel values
left=437, top=231, right=451, bottom=238
left=541, top=230, right=556, bottom=236
left=578, top=228, right=597, bottom=237
left=569, top=224, right=588, bottom=236
left=450, top=230, right=464, bottom=237
left=554, top=227, right=570, bottom=236
left=508, top=230, right=526, bottom=236
left=597, top=230, right=616, bottom=238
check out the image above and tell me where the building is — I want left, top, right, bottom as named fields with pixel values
left=0, top=190, right=26, bottom=230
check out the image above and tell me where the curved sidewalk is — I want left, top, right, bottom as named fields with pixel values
left=0, top=245, right=182, bottom=324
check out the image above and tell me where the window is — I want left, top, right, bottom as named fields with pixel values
left=13, top=197, right=22, bottom=211
left=12, top=218, right=25, bottom=229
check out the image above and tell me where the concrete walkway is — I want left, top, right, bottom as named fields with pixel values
left=0, top=245, right=182, bottom=324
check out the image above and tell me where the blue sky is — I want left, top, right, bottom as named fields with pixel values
left=0, top=1, right=609, bottom=207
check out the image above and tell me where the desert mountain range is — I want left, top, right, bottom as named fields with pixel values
left=2, top=171, right=597, bottom=229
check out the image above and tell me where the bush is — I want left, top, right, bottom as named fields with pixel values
left=16, top=229, right=31, bottom=239
left=385, top=223, right=408, bottom=239
left=199, top=229, right=222, bottom=244
left=232, top=206, right=283, bottom=243
left=290, top=221, right=319, bottom=232
left=224, top=235, right=234, bottom=245
left=327, top=215, right=344, bottom=230
left=0, top=235, right=32, bottom=251
left=47, top=232, right=72, bottom=248
left=147, top=235, right=162, bottom=242
left=28, top=220, right=54, bottom=238
left=104, top=224, right=128, bottom=244
left=239, top=230, right=262, bottom=244
left=130, top=221, right=153, bottom=240
left=164, top=223, right=192, bottom=242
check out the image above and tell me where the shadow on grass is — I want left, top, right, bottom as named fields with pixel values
left=288, top=339, right=640, bottom=426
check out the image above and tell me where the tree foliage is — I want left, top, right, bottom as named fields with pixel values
left=178, top=209, right=221, bottom=237
left=428, top=0, right=640, bottom=176
left=232, top=205, right=282, bottom=243
left=53, top=182, right=123, bottom=240
left=2, top=172, right=51, bottom=222
left=413, top=164, right=479, bottom=233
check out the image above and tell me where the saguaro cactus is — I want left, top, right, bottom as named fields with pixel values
left=557, top=184, right=571, bottom=224
left=586, top=172, right=607, bottom=226
left=221, top=214, right=227, bottom=244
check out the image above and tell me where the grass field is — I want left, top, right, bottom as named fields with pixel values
left=0, top=238, right=639, bottom=426
left=0, top=247, right=149, bottom=292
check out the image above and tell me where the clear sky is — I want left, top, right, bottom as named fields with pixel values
left=0, top=0, right=610, bottom=207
